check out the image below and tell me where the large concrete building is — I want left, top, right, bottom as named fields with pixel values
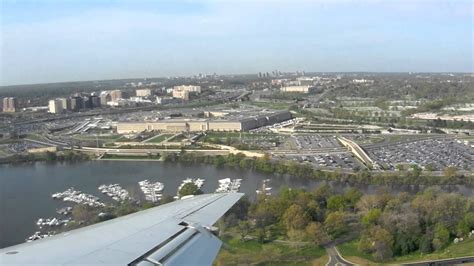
left=116, top=111, right=292, bottom=134
left=3, top=97, right=18, bottom=112
left=280, top=85, right=312, bottom=93
left=173, top=85, right=201, bottom=94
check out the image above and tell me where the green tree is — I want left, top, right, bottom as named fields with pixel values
left=362, top=208, right=382, bottom=227
left=305, top=222, right=329, bottom=246
left=432, top=223, right=450, bottom=251
left=324, top=211, right=347, bottom=238
left=178, top=183, right=203, bottom=197
left=327, top=195, right=346, bottom=211
left=371, top=226, right=394, bottom=261
left=283, top=204, right=310, bottom=231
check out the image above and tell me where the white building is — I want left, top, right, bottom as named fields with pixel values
left=136, top=89, right=151, bottom=97
left=280, top=85, right=312, bottom=93
left=48, top=99, right=64, bottom=114
left=173, top=85, right=201, bottom=94
left=172, top=90, right=189, bottom=100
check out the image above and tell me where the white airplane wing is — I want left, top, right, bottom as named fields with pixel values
left=0, top=193, right=243, bottom=265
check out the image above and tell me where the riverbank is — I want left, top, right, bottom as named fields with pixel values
left=162, top=152, right=474, bottom=187
left=3, top=150, right=473, bottom=187
left=0, top=150, right=91, bottom=165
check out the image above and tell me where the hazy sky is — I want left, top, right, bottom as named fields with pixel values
left=1, top=0, right=472, bottom=85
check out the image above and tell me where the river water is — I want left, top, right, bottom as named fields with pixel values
left=0, top=160, right=472, bottom=248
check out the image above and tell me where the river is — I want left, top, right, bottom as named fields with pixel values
left=0, top=160, right=472, bottom=248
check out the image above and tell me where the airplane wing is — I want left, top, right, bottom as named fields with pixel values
left=0, top=193, right=243, bottom=265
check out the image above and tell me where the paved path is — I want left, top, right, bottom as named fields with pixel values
left=325, top=246, right=354, bottom=266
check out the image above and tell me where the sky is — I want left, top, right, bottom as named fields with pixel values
left=0, top=0, right=473, bottom=86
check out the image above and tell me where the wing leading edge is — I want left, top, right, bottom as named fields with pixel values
left=0, top=193, right=244, bottom=265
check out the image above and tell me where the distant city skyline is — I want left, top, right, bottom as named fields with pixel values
left=1, top=0, right=472, bottom=86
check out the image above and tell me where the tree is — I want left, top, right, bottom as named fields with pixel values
left=305, top=222, right=329, bottom=246
left=72, top=205, right=96, bottom=223
left=282, top=204, right=310, bottom=231
left=178, top=183, right=202, bottom=197
left=327, top=195, right=346, bottom=211
left=443, top=166, right=458, bottom=178
left=324, top=211, right=347, bottom=238
left=237, top=220, right=251, bottom=241
left=362, top=208, right=382, bottom=227
left=457, top=212, right=474, bottom=236
left=432, top=223, right=450, bottom=251
left=371, top=226, right=394, bottom=261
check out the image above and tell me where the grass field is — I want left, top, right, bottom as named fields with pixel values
left=248, top=101, right=293, bottom=110
left=338, top=238, right=474, bottom=265
left=215, top=237, right=326, bottom=266
left=145, top=134, right=173, bottom=143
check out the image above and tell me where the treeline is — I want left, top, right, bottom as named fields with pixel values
left=162, top=152, right=473, bottom=186
left=220, top=186, right=474, bottom=262
left=1, top=151, right=90, bottom=164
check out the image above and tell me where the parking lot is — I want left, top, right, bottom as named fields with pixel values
left=367, top=138, right=473, bottom=171
left=291, top=134, right=342, bottom=149
left=285, top=152, right=361, bottom=170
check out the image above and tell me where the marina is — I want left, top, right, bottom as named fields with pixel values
left=138, top=180, right=164, bottom=202
left=98, top=184, right=130, bottom=202
left=52, top=187, right=105, bottom=207
left=36, top=217, right=70, bottom=228
left=215, top=178, right=242, bottom=193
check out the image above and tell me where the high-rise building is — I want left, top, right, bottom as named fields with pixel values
left=110, top=90, right=122, bottom=101
left=90, top=95, right=101, bottom=108
left=57, top=98, right=68, bottom=111
left=2, top=97, right=18, bottom=113
left=83, top=96, right=92, bottom=109
left=70, top=96, right=84, bottom=111
left=48, top=99, right=63, bottom=114
left=100, top=93, right=111, bottom=106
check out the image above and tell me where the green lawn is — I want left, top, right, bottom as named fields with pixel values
left=391, top=237, right=474, bottom=263
left=168, top=134, right=186, bottom=142
left=338, top=238, right=474, bottom=264
left=215, top=237, right=325, bottom=266
left=338, top=240, right=375, bottom=263
left=248, top=101, right=293, bottom=110
left=145, top=134, right=173, bottom=143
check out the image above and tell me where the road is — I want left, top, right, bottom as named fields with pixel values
left=325, top=246, right=354, bottom=266
left=403, top=256, right=474, bottom=265
left=326, top=245, right=474, bottom=266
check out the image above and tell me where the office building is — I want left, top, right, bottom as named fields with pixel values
left=172, top=90, right=189, bottom=101
left=280, top=85, right=312, bottom=93
left=110, top=90, right=123, bottom=101
left=173, top=85, right=201, bottom=94
left=48, top=99, right=64, bottom=114
left=116, top=111, right=292, bottom=133
left=136, top=89, right=151, bottom=97
left=3, top=97, right=18, bottom=113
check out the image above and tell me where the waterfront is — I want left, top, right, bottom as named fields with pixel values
left=1, top=160, right=472, bottom=248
